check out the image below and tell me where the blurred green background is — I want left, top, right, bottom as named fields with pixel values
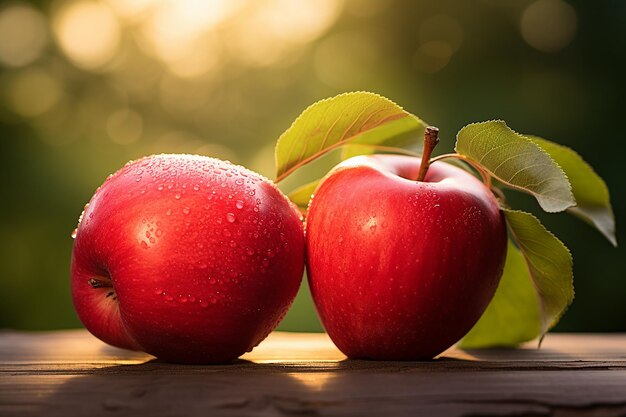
left=0, top=0, right=624, bottom=333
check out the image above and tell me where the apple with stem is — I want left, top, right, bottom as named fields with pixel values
left=305, top=127, right=507, bottom=360
left=71, top=154, right=304, bottom=364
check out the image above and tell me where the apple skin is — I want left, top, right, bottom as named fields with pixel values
left=306, top=154, right=507, bottom=360
left=71, top=154, right=304, bottom=364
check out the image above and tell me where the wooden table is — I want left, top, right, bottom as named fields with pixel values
left=1, top=331, right=625, bottom=417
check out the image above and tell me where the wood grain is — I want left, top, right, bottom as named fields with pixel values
left=1, top=331, right=625, bottom=417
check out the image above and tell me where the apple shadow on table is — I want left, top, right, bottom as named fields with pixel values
left=41, top=343, right=573, bottom=416
left=41, top=358, right=321, bottom=416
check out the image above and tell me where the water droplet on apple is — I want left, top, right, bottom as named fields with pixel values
left=182, top=207, right=190, bottom=215
left=210, top=297, right=217, bottom=304
left=175, top=193, right=181, bottom=200
left=157, top=184, right=164, bottom=191
left=262, top=258, right=270, bottom=267
left=140, top=241, right=149, bottom=249
left=155, top=229, right=163, bottom=237
left=235, top=200, right=244, bottom=209
left=178, top=296, right=188, bottom=303
left=166, top=209, right=172, bottom=216
left=245, top=247, right=255, bottom=256
left=200, top=300, right=209, bottom=308
left=199, top=263, right=207, bottom=269
left=70, top=228, right=77, bottom=239
left=229, top=240, right=237, bottom=248
left=153, top=288, right=162, bottom=295
left=226, top=213, right=236, bottom=223
left=193, top=185, right=199, bottom=191
left=223, top=229, right=232, bottom=237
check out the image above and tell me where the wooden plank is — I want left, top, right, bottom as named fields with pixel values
left=1, top=331, right=625, bottom=417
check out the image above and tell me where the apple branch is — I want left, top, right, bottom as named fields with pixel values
left=416, top=126, right=440, bottom=182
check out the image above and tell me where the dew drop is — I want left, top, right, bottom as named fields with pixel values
left=235, top=179, right=244, bottom=185
left=235, top=200, right=244, bottom=209
left=226, top=213, right=236, bottom=223
left=166, top=209, right=172, bottom=216
left=223, top=229, right=232, bottom=237
left=262, top=258, right=270, bottom=267
left=175, top=193, right=181, bottom=200
left=200, top=300, right=209, bottom=308
left=140, top=241, right=149, bottom=249
left=70, top=228, right=77, bottom=239
left=229, top=240, right=237, bottom=248
left=155, top=229, right=163, bottom=237
left=193, top=185, right=199, bottom=191
left=157, top=184, right=164, bottom=191
left=182, top=207, right=190, bottom=215
left=245, top=247, right=255, bottom=256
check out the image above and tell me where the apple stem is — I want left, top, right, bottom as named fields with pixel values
left=416, top=126, right=440, bottom=182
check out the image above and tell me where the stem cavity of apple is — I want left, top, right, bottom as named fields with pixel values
left=88, top=277, right=117, bottom=300
left=416, top=126, right=440, bottom=182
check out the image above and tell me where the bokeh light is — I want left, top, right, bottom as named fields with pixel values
left=0, top=3, right=48, bottom=67
left=5, top=67, right=62, bottom=117
left=520, top=0, right=577, bottom=53
left=53, top=1, right=122, bottom=70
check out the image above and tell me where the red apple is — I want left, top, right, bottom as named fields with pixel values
left=71, top=154, right=304, bottom=364
left=306, top=151, right=507, bottom=360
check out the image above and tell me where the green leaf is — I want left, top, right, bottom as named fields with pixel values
left=528, top=136, right=616, bottom=246
left=459, top=240, right=541, bottom=349
left=455, top=121, right=575, bottom=213
left=275, top=92, right=426, bottom=182
left=287, top=179, right=320, bottom=212
left=340, top=125, right=426, bottom=160
left=506, top=209, right=574, bottom=336
left=461, top=209, right=574, bottom=348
